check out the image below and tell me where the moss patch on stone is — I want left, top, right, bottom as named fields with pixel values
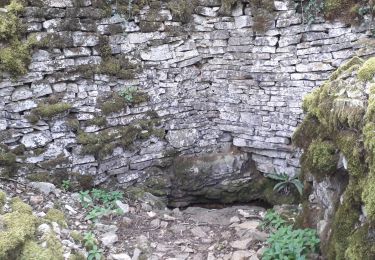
left=323, top=0, right=370, bottom=24
left=28, top=102, right=72, bottom=124
left=99, top=90, right=149, bottom=116
left=0, top=190, right=5, bottom=209
left=294, top=56, right=375, bottom=258
left=0, top=197, right=37, bottom=259
left=301, top=139, right=338, bottom=180
left=45, top=208, right=67, bottom=228
left=344, top=224, right=375, bottom=260
left=168, top=0, right=196, bottom=23
left=358, top=57, right=375, bottom=82
left=77, top=117, right=163, bottom=159
left=327, top=180, right=362, bottom=259
left=0, top=0, right=38, bottom=77
left=20, top=238, right=63, bottom=260
left=86, top=116, right=107, bottom=127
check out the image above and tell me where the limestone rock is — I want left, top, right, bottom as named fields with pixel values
left=166, top=129, right=199, bottom=148
left=29, top=182, right=56, bottom=195
left=21, top=131, right=53, bottom=149
left=100, top=232, right=118, bottom=247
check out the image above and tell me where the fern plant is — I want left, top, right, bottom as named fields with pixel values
left=266, top=172, right=304, bottom=195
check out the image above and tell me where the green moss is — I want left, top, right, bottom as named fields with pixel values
left=292, top=114, right=330, bottom=150
left=77, top=116, right=165, bottom=159
left=0, top=206, right=37, bottom=259
left=45, top=232, right=64, bottom=259
left=36, top=32, right=73, bottom=49
left=345, top=224, right=375, bottom=260
left=294, top=56, right=375, bottom=259
left=358, top=57, right=375, bottom=82
left=69, top=252, right=86, bottom=260
left=66, top=118, right=80, bottom=132
left=70, top=231, right=83, bottom=243
left=75, top=174, right=94, bottom=190
left=87, top=116, right=107, bottom=127
left=218, top=0, right=236, bottom=15
left=362, top=173, right=375, bottom=221
left=250, top=0, right=275, bottom=32
left=324, top=0, right=363, bottom=24
left=0, top=0, right=36, bottom=78
left=99, top=57, right=137, bottom=79
left=0, top=190, right=6, bottom=211
left=77, top=130, right=117, bottom=158
left=116, top=0, right=150, bottom=19
left=19, top=231, right=64, bottom=260
left=11, top=144, right=26, bottom=155
left=32, top=148, right=44, bottom=156
left=0, top=38, right=37, bottom=77
left=327, top=180, right=362, bottom=259
left=100, top=93, right=127, bottom=115
left=139, top=21, right=161, bottom=32
left=39, top=155, right=69, bottom=170
left=28, top=103, right=72, bottom=123
left=20, top=238, right=61, bottom=260
left=12, top=197, right=32, bottom=214
left=0, top=150, right=16, bottom=166
left=330, top=56, right=363, bottom=81
left=168, top=0, right=196, bottom=23
left=45, top=208, right=67, bottom=228
left=335, top=131, right=365, bottom=177
left=26, top=172, right=50, bottom=182
left=364, top=85, right=375, bottom=123
left=301, top=139, right=338, bottom=179
left=0, top=0, right=24, bottom=39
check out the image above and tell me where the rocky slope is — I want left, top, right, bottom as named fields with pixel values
left=0, top=179, right=273, bottom=260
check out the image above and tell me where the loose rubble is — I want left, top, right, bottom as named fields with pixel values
left=0, top=180, right=273, bottom=259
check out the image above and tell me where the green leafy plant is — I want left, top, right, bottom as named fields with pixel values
left=266, top=172, right=304, bottom=195
left=85, top=206, right=112, bottom=221
left=262, top=225, right=320, bottom=260
left=260, top=209, right=287, bottom=231
left=303, top=0, right=324, bottom=25
left=88, top=245, right=103, bottom=260
left=61, top=180, right=71, bottom=191
left=79, top=190, right=93, bottom=208
left=261, top=210, right=320, bottom=259
left=83, top=232, right=96, bottom=250
left=79, top=189, right=124, bottom=222
left=119, top=86, right=137, bottom=102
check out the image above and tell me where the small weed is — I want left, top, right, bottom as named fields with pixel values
left=79, top=190, right=93, bottom=209
left=85, top=206, right=112, bottom=221
left=88, top=245, right=103, bottom=260
left=261, top=210, right=320, bottom=259
left=119, top=86, right=137, bottom=103
left=61, top=180, right=71, bottom=191
left=83, top=232, right=97, bottom=250
left=303, top=0, right=324, bottom=25
left=266, top=172, right=304, bottom=195
left=79, top=189, right=124, bottom=222
left=260, top=209, right=287, bottom=231
left=263, top=225, right=320, bottom=259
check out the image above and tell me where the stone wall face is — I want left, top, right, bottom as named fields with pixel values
left=0, top=0, right=373, bottom=199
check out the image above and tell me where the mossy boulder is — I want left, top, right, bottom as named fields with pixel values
left=0, top=194, right=65, bottom=259
left=293, top=56, right=375, bottom=259
left=301, top=139, right=338, bottom=180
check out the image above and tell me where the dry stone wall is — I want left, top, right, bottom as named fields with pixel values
left=1, top=0, right=374, bottom=203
